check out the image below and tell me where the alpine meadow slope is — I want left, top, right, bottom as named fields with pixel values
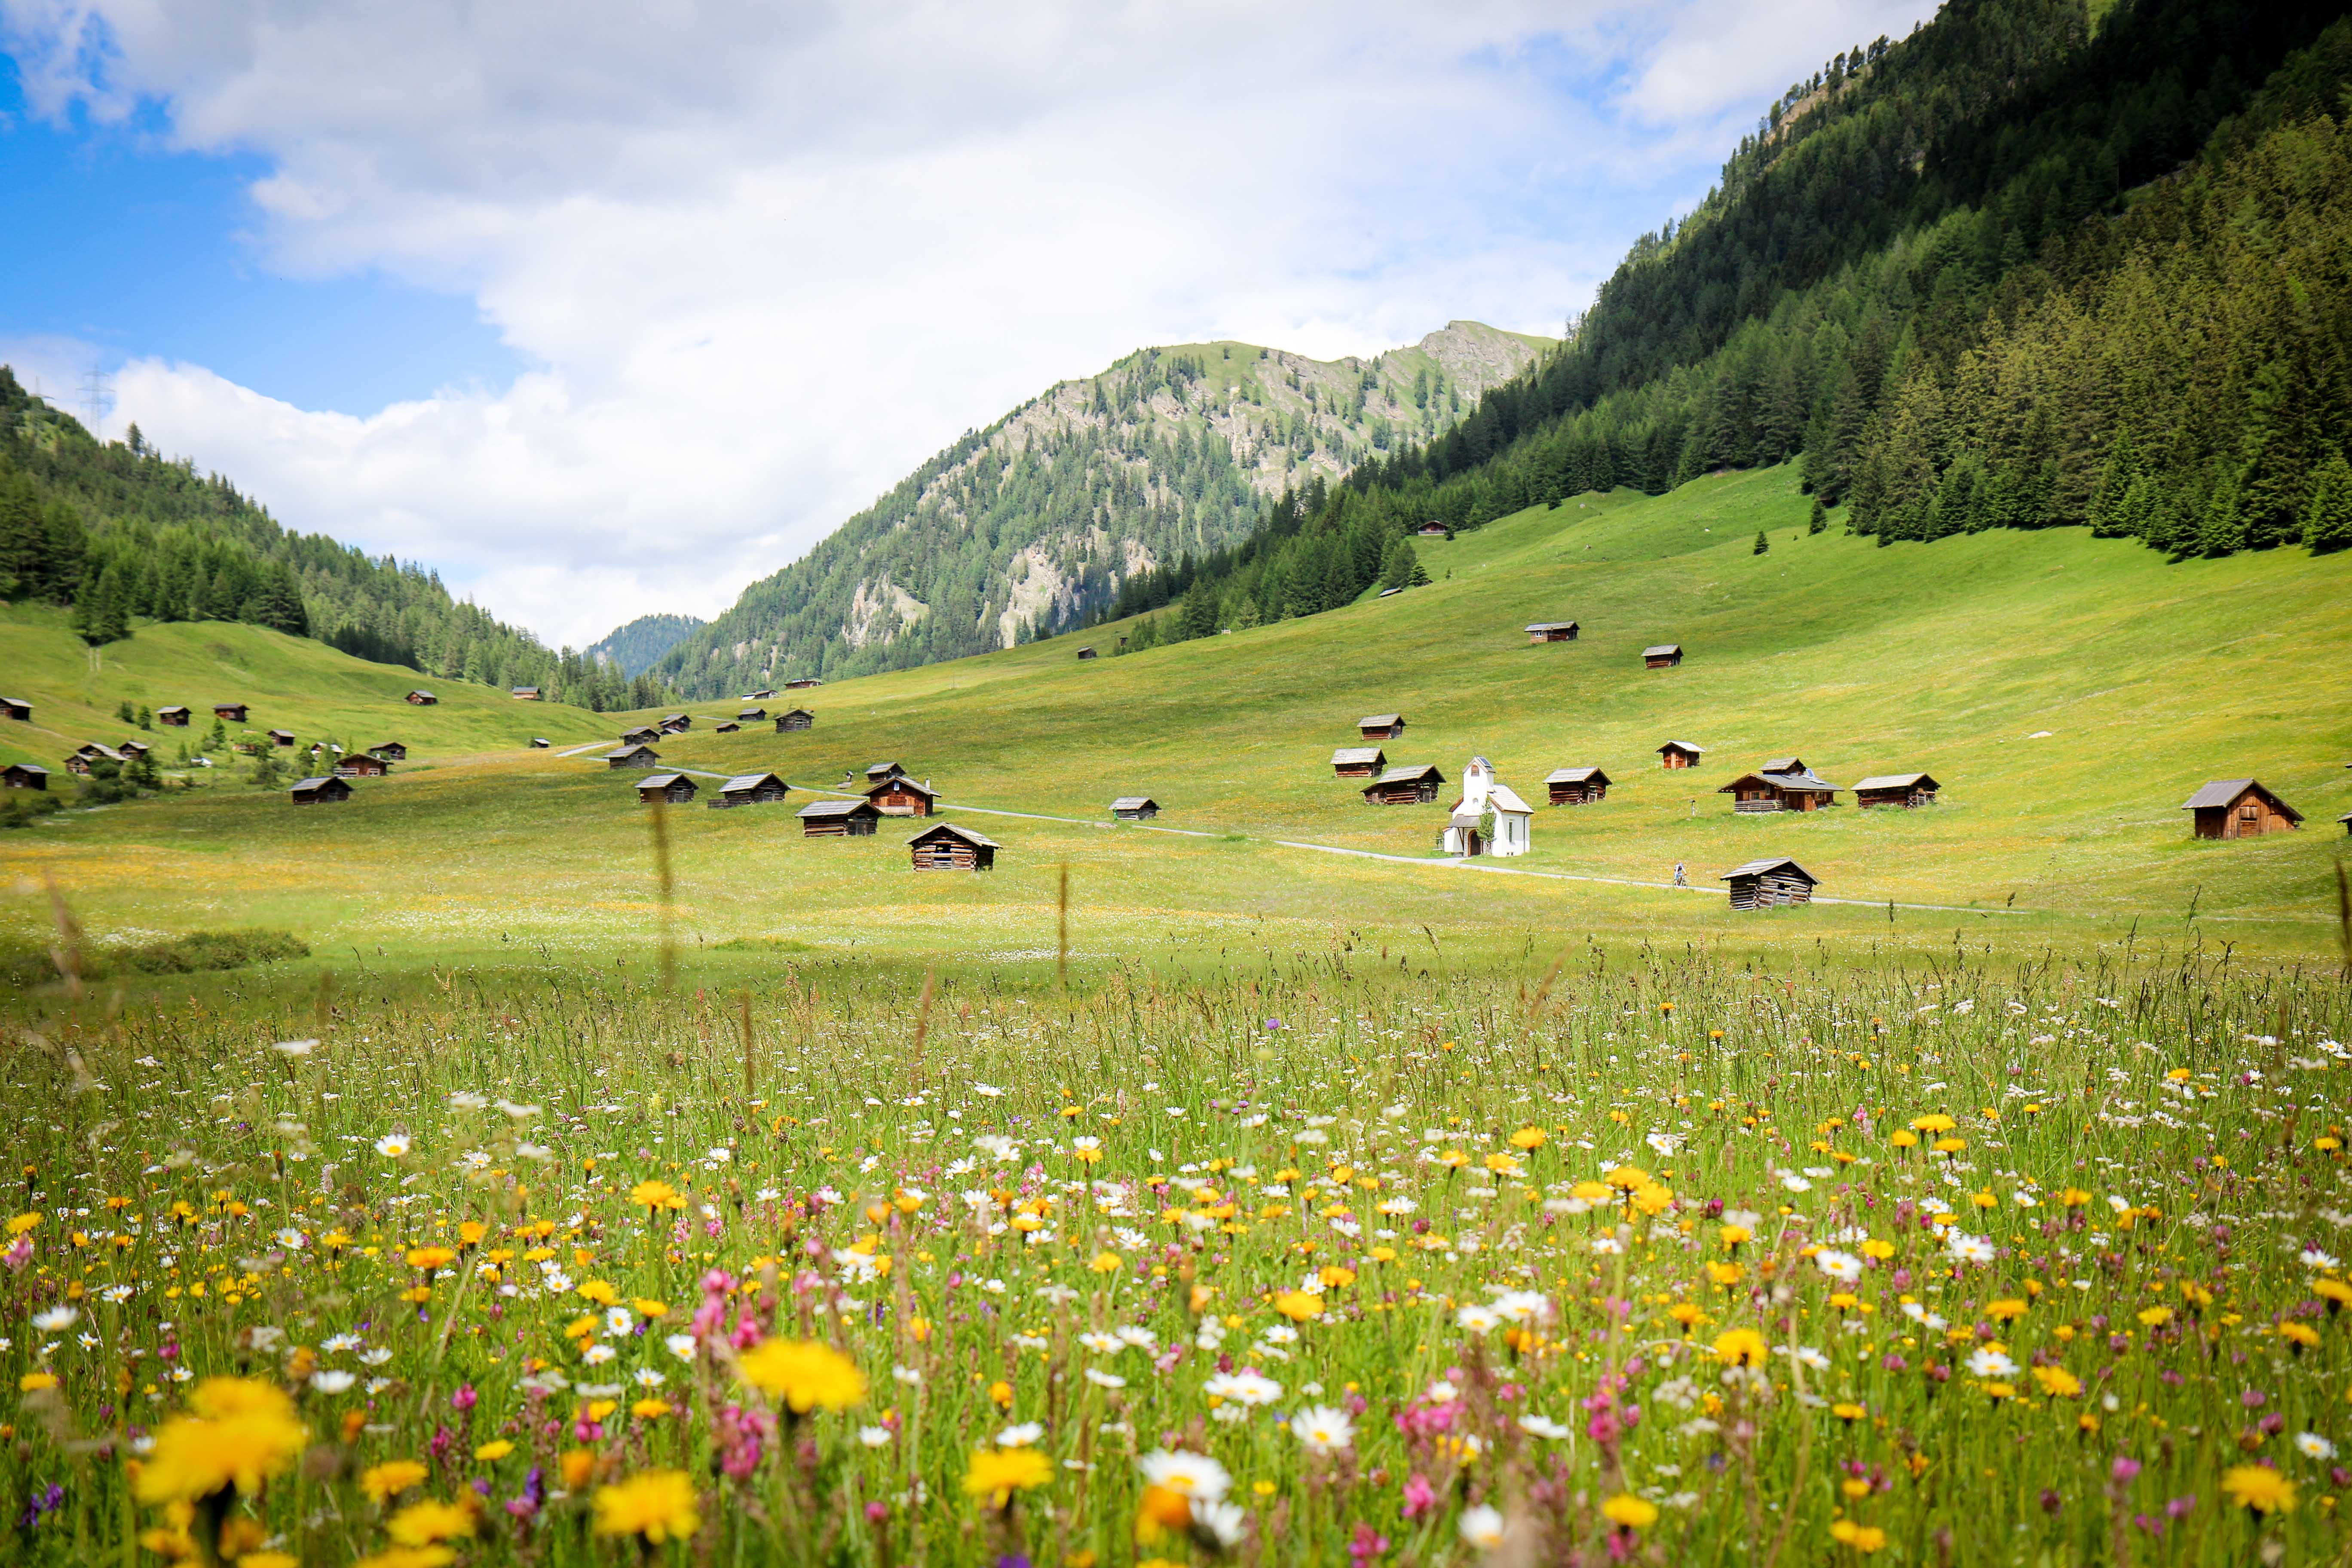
left=654, top=322, right=1550, bottom=696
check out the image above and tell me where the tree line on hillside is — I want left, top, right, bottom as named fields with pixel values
left=0, top=371, right=673, bottom=710
left=1310, top=0, right=2352, bottom=564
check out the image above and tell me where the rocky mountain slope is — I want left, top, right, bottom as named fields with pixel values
left=653, top=321, right=1549, bottom=695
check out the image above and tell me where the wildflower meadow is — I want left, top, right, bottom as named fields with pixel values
left=4, top=946, right=2349, bottom=1566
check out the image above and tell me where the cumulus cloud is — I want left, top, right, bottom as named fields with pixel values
left=3, top=0, right=1936, bottom=646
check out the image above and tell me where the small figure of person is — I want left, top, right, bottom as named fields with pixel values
left=1672, top=861, right=1687, bottom=887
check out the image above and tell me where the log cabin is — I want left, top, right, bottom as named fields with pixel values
left=748, top=689, right=778, bottom=700
left=1331, top=747, right=1386, bottom=778
left=2180, top=779, right=2302, bottom=839
left=658, top=714, right=691, bottom=734
left=775, top=709, right=815, bottom=732
left=736, top=707, right=767, bottom=723
left=1111, top=796, right=1160, bottom=821
left=1358, top=713, right=1406, bottom=740
left=1415, top=521, right=1449, bottom=537
left=2, top=763, right=48, bottom=790
left=713, top=772, right=790, bottom=808
left=798, top=799, right=881, bottom=836
left=1544, top=766, right=1611, bottom=805
left=334, top=753, right=391, bottom=778
left=1853, top=773, right=1940, bottom=809
left=65, top=744, right=125, bottom=775
left=1760, top=756, right=1805, bottom=775
left=267, top=729, right=297, bottom=747
left=1721, top=857, right=1817, bottom=909
left=867, top=775, right=937, bottom=816
left=713, top=721, right=741, bottom=733
left=637, top=772, right=699, bottom=805
left=530, top=738, right=551, bottom=748
left=620, top=726, right=663, bottom=746
left=1657, top=741, right=1703, bottom=770
left=784, top=677, right=823, bottom=690
left=909, top=821, right=998, bottom=870
left=1076, top=646, right=1099, bottom=660
left=156, top=705, right=190, bottom=726
left=605, top=743, right=661, bottom=769
left=118, top=738, right=153, bottom=758
left=510, top=686, right=541, bottom=701
left=0, top=696, right=31, bottom=722
left=405, top=689, right=438, bottom=705
left=213, top=702, right=248, bottom=722
left=370, top=742, right=407, bottom=761
left=2340, top=812, right=2352, bottom=837
left=1643, top=644, right=1684, bottom=668
left=1524, top=621, right=1580, bottom=643
left=1718, top=769, right=1840, bottom=813
left=1362, top=764, right=1445, bottom=805
left=289, top=775, right=354, bottom=805
left=866, top=762, right=908, bottom=785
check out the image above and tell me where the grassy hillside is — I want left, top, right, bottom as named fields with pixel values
left=0, top=606, right=613, bottom=776
left=3, top=468, right=2346, bottom=974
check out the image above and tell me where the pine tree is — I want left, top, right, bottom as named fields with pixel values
left=2302, top=449, right=2352, bottom=554
left=73, top=562, right=129, bottom=647
left=1808, top=496, right=1827, bottom=534
left=1753, top=530, right=1770, bottom=555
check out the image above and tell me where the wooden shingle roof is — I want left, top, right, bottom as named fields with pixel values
left=909, top=821, right=998, bottom=849
left=2180, top=778, right=2299, bottom=820
left=1853, top=773, right=1938, bottom=792
left=1721, top=857, right=1817, bottom=883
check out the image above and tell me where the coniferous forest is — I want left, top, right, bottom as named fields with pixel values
left=0, top=371, right=671, bottom=710
left=1111, top=0, right=2352, bottom=651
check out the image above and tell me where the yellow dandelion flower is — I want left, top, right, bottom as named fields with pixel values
left=386, top=1498, right=477, bottom=1547
left=964, top=1446, right=1053, bottom=1509
left=2221, top=1465, right=2296, bottom=1516
left=1602, top=1494, right=1658, bottom=1529
left=1829, top=1519, right=1887, bottom=1553
left=629, top=1179, right=686, bottom=1212
left=593, top=1469, right=701, bottom=1543
left=736, top=1338, right=867, bottom=1413
left=135, top=1378, right=308, bottom=1506
left=1274, top=1291, right=1324, bottom=1323
left=1714, top=1328, right=1768, bottom=1368
left=2031, top=1366, right=2082, bottom=1398
left=360, top=1461, right=432, bottom=1504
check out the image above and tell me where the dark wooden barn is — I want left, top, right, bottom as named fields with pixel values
left=1719, top=769, right=1840, bottom=813
left=1076, top=646, right=1098, bottom=660
left=1331, top=746, right=1386, bottom=778
left=334, top=753, right=391, bottom=778
left=118, top=738, right=153, bottom=758
left=1721, top=857, right=1818, bottom=909
left=530, top=737, right=551, bottom=748
left=1853, top=773, right=1940, bottom=809
left=605, top=743, right=660, bottom=769
left=798, top=799, right=881, bottom=836
left=1642, top=644, right=1684, bottom=668
left=866, top=762, right=908, bottom=785
left=1415, top=521, right=1449, bottom=537
left=3, top=763, right=48, bottom=790
left=65, top=744, right=125, bottom=776
left=737, top=707, right=767, bottom=723
left=637, top=772, right=698, bottom=804
left=1524, top=621, right=1580, bottom=643
left=713, top=772, right=791, bottom=808
left=1545, top=766, right=1611, bottom=805
left=267, top=729, right=297, bottom=747
left=405, top=689, right=438, bottom=705
left=1362, top=764, right=1446, bottom=805
left=1657, top=741, right=1703, bottom=770
left=713, top=721, right=741, bottom=733
left=775, top=709, right=815, bottom=732
left=1111, top=796, right=1159, bottom=821
left=0, top=696, right=31, bottom=722
left=867, top=775, right=937, bottom=816
left=784, top=677, right=823, bottom=690
left=510, top=686, right=541, bottom=701
left=289, top=775, right=353, bottom=805
left=370, top=741, right=407, bottom=761
left=156, top=705, right=190, bottom=726
left=1358, top=713, right=1406, bottom=740
left=658, top=714, right=691, bottom=734
left=2180, top=779, right=2302, bottom=839
left=620, top=726, right=662, bottom=745
left=213, top=702, right=248, bottom=722
left=909, top=821, right=998, bottom=870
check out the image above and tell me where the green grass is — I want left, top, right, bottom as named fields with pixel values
left=3, top=466, right=2349, bottom=984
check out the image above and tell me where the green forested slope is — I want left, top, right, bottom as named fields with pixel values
left=653, top=323, right=1548, bottom=696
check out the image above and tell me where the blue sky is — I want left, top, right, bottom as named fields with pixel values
left=0, top=0, right=1939, bottom=644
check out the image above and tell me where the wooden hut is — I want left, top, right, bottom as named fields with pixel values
left=1721, top=857, right=1817, bottom=909
left=1544, top=766, right=1611, bottom=805
left=620, top=725, right=662, bottom=746
left=798, top=799, right=880, bottom=837
left=747, top=689, right=778, bottom=700
left=866, top=762, right=908, bottom=785
left=605, top=743, right=660, bottom=770
left=784, top=677, right=823, bottom=690
left=1719, top=769, right=1840, bottom=813
left=867, top=774, right=937, bottom=816
left=1110, top=796, right=1159, bottom=821
left=267, top=728, right=297, bottom=747
left=156, top=705, right=190, bottom=726
left=1643, top=644, right=1683, bottom=668
left=118, top=738, right=153, bottom=758
left=1760, top=756, right=1806, bottom=775
left=1076, top=646, right=1099, bottom=660
left=0, top=696, right=31, bottom=722
left=737, top=707, right=767, bottom=723
left=64, top=744, right=125, bottom=776
left=1415, top=521, right=1449, bottom=538
left=405, top=689, right=438, bottom=705
left=530, top=738, right=551, bottom=749
left=289, top=775, right=354, bottom=806
left=1853, top=773, right=1940, bottom=809
left=636, top=772, right=698, bottom=805
left=2180, top=779, right=2302, bottom=839
left=213, top=702, right=248, bottom=722
left=3, top=763, right=49, bottom=790
left=713, top=721, right=741, bottom=733
left=1362, top=764, right=1445, bottom=805
left=370, top=741, right=407, bottom=761
left=713, top=772, right=790, bottom=808
left=1657, top=741, right=1703, bottom=770
left=1331, top=747, right=1386, bottom=778
left=908, top=821, right=998, bottom=870
left=334, top=753, right=390, bottom=778
left=510, top=686, right=541, bottom=701
left=1358, top=713, right=1406, bottom=740
left=775, top=708, right=814, bottom=732
left=1524, top=621, right=1580, bottom=643
left=2339, top=811, right=2352, bottom=837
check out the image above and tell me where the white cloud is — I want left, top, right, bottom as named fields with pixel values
left=4, top=0, right=1937, bottom=646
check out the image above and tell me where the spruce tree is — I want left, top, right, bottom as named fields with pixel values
left=1753, top=530, right=1770, bottom=555
left=2303, top=450, right=2352, bottom=554
left=1808, top=496, right=1827, bottom=534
